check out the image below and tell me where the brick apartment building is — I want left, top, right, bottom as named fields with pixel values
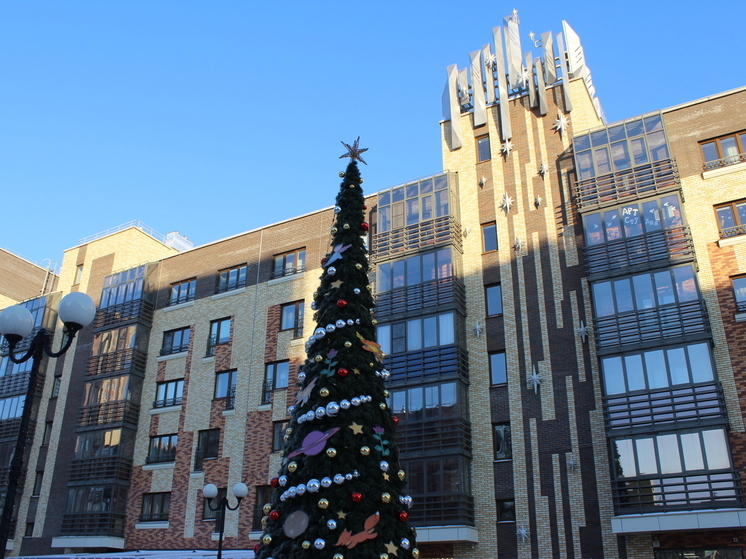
left=2, top=14, right=746, bottom=559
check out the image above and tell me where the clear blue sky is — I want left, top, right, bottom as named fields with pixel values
left=2, top=1, right=744, bottom=270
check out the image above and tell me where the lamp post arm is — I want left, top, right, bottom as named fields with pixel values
left=5, top=328, right=80, bottom=365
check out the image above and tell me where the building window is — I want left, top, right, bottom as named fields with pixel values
left=733, top=276, right=746, bottom=312
left=100, top=266, right=145, bottom=309
left=74, top=265, right=84, bottom=285
left=73, top=429, right=129, bottom=460
left=654, top=548, right=743, bottom=559
left=402, top=455, right=470, bottom=499
left=147, top=434, right=178, bottom=463
left=65, top=485, right=128, bottom=515
left=92, top=325, right=137, bottom=357
left=216, top=264, right=248, bottom=293
left=51, top=376, right=61, bottom=398
left=573, top=114, right=669, bottom=180
left=477, top=135, right=491, bottom=162
left=490, top=352, right=507, bottom=385
left=272, top=421, right=288, bottom=451
left=161, top=327, right=191, bottom=355
left=715, top=199, right=746, bottom=238
left=24, top=522, right=34, bottom=537
left=203, top=487, right=226, bottom=520
left=494, top=423, right=512, bottom=460
left=215, top=370, right=237, bottom=407
left=583, top=194, right=684, bottom=246
left=482, top=223, right=498, bottom=252
left=195, top=429, right=220, bottom=471
left=486, top=284, right=502, bottom=316
left=280, top=301, right=304, bottom=338
left=141, top=492, right=171, bottom=522
left=82, top=376, right=133, bottom=406
left=592, top=265, right=699, bottom=318
left=601, top=341, right=714, bottom=396
left=154, top=379, right=184, bottom=408
left=497, top=500, right=516, bottom=522
left=273, top=249, right=306, bottom=279
left=263, top=361, right=290, bottom=404
left=33, top=471, right=43, bottom=495
left=388, top=382, right=460, bottom=423
left=253, top=485, right=272, bottom=531
left=376, top=312, right=456, bottom=355
left=207, top=317, right=231, bottom=356
left=42, top=421, right=53, bottom=445
left=376, top=249, right=454, bottom=293
left=0, top=395, right=25, bottom=419
left=377, top=173, right=452, bottom=233
left=169, top=278, right=196, bottom=305
left=700, top=130, right=746, bottom=171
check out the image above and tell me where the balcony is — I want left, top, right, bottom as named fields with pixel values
left=575, top=159, right=680, bottom=210
left=585, top=226, right=695, bottom=281
left=0, top=371, right=33, bottom=396
left=604, top=381, right=727, bottom=436
left=409, top=492, right=475, bottom=527
left=375, top=277, right=466, bottom=322
left=86, top=348, right=147, bottom=378
left=383, top=345, right=469, bottom=386
left=396, top=417, right=472, bottom=457
left=613, top=470, right=743, bottom=514
left=0, top=418, right=23, bottom=441
left=594, top=300, right=710, bottom=353
left=704, top=152, right=746, bottom=171
left=61, top=512, right=126, bottom=536
left=373, top=216, right=462, bottom=260
left=68, top=456, right=133, bottom=484
left=78, top=401, right=140, bottom=428
left=93, top=299, right=154, bottom=330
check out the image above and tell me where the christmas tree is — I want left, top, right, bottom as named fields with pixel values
left=255, top=139, right=419, bottom=559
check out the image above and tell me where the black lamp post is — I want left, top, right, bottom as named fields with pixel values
left=203, top=482, right=248, bottom=559
left=0, top=292, right=95, bottom=559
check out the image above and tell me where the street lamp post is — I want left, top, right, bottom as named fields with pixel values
left=203, top=482, right=248, bottom=559
left=0, top=292, right=95, bottom=559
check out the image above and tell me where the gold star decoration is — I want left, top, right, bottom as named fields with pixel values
left=353, top=368, right=360, bottom=375
left=382, top=472, right=390, bottom=481
left=339, top=137, right=368, bottom=165
left=385, top=541, right=399, bottom=555
left=337, top=511, right=347, bottom=519
left=349, top=422, right=364, bottom=435
left=330, top=280, right=343, bottom=289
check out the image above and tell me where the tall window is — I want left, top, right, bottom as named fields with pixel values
left=477, top=135, right=491, bottom=162
left=169, top=278, right=196, bottom=305
left=33, top=471, right=43, bottom=495
left=497, top=500, right=516, bottom=522
left=482, top=223, right=498, bottom=252
left=83, top=376, right=134, bottom=406
left=207, top=318, right=231, bottom=356
left=263, top=361, right=290, bottom=404
left=253, top=486, right=272, bottom=530
left=376, top=312, right=456, bottom=355
left=216, top=264, right=247, bottom=293
left=203, top=487, right=226, bottom=520
left=700, top=130, right=746, bottom=170
left=494, top=423, right=512, bottom=460
left=402, top=456, right=469, bottom=498
left=141, top=492, right=171, bottom=522
left=377, top=173, right=451, bottom=232
left=100, top=266, right=145, bottom=309
left=490, top=352, right=507, bottom=385
left=154, top=379, right=184, bottom=408
left=74, top=429, right=131, bottom=459
left=281, top=302, right=304, bottom=337
left=195, top=429, right=220, bottom=471
left=715, top=199, right=746, bottom=238
left=388, top=382, right=459, bottom=422
left=147, top=434, right=178, bottom=463
left=42, top=421, right=53, bottom=445
left=161, top=327, right=191, bottom=355
left=273, top=249, right=306, bottom=279
left=92, top=325, right=137, bottom=356
left=376, top=249, right=454, bottom=293
left=733, top=276, right=746, bottom=311
left=0, top=395, right=25, bottom=419
left=215, top=370, right=237, bottom=400
left=272, top=421, right=288, bottom=451
left=65, top=485, right=128, bottom=515
left=51, top=376, right=61, bottom=398
left=485, top=284, right=502, bottom=316
left=74, top=265, right=84, bottom=285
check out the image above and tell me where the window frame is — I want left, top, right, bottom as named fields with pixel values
left=699, top=130, right=746, bottom=171
left=496, top=499, right=516, bottom=522
left=733, top=275, right=746, bottom=312
left=195, top=429, right=220, bottom=471
left=715, top=199, right=746, bottom=239
left=485, top=284, right=503, bottom=316
left=161, top=326, right=191, bottom=356
left=203, top=487, right=226, bottom=520
left=154, top=379, right=184, bottom=408
left=263, top=361, right=290, bottom=404
left=376, top=173, right=452, bottom=233
left=32, top=471, right=43, bottom=496
left=280, top=301, right=305, bottom=338
left=147, top=434, right=178, bottom=464
left=141, top=492, right=171, bottom=522
left=481, top=222, right=498, bottom=252
left=169, top=278, right=196, bottom=306
left=207, top=317, right=232, bottom=356
left=376, top=248, right=455, bottom=294
left=42, top=421, right=53, bottom=446
left=272, top=421, right=288, bottom=452
left=490, top=351, right=507, bottom=385
left=51, top=376, right=61, bottom=398
left=477, top=135, right=491, bottom=162
left=214, top=369, right=237, bottom=404
left=493, top=423, right=512, bottom=460
left=376, top=312, right=458, bottom=356
left=216, top=264, right=248, bottom=294
left=272, top=248, right=306, bottom=279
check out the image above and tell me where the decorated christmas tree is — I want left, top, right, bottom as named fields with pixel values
left=255, top=139, right=419, bottom=559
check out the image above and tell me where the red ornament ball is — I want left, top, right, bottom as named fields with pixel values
left=392, top=416, right=400, bottom=426
left=351, top=491, right=363, bottom=503
left=270, top=477, right=280, bottom=487
left=361, top=222, right=370, bottom=232
left=253, top=544, right=261, bottom=553
left=337, top=368, right=349, bottom=378
left=321, top=257, right=328, bottom=266
left=363, top=205, right=367, bottom=210
left=336, top=299, right=348, bottom=308
left=269, top=509, right=280, bottom=521
left=398, top=511, right=409, bottom=522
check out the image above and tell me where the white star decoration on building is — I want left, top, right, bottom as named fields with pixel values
left=513, top=237, right=524, bottom=252
left=519, top=65, right=530, bottom=86
left=509, top=8, right=520, bottom=23
left=485, top=53, right=497, bottom=69
left=501, top=140, right=513, bottom=155
left=534, top=196, right=542, bottom=208
left=528, top=31, right=541, bottom=47
left=517, top=525, right=529, bottom=543
left=473, top=321, right=484, bottom=338
left=528, top=365, right=541, bottom=394
left=501, top=192, right=513, bottom=212
left=479, top=176, right=487, bottom=187
left=577, top=320, right=589, bottom=343
left=538, top=163, right=549, bottom=177
left=553, top=113, right=570, bottom=135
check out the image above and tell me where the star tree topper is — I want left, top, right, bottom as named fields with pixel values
left=339, top=137, right=368, bottom=165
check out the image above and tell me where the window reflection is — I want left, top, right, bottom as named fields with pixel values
left=582, top=195, right=684, bottom=245
left=377, top=173, right=452, bottom=233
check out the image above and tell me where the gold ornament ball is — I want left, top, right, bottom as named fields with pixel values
left=360, top=178, right=364, bottom=183
left=326, top=447, right=337, bottom=458
left=319, top=387, right=330, bottom=398
left=283, top=434, right=289, bottom=442
left=331, top=227, right=338, bottom=234
left=369, top=362, right=375, bottom=367
left=381, top=492, right=392, bottom=503
left=412, top=549, right=420, bottom=559
left=315, top=355, right=323, bottom=362
left=349, top=184, right=356, bottom=189
left=398, top=470, right=405, bottom=480
left=302, top=541, right=311, bottom=550
left=288, top=461, right=298, bottom=473
left=334, top=555, right=345, bottom=559
left=344, top=341, right=352, bottom=348
left=262, top=504, right=272, bottom=515
left=318, top=498, right=330, bottom=509
left=262, top=535, right=272, bottom=545
left=372, top=319, right=377, bottom=325
left=339, top=171, right=345, bottom=178
left=261, top=516, right=268, bottom=527
left=367, top=285, right=372, bottom=291
left=343, top=223, right=350, bottom=230
left=380, top=554, right=388, bottom=559
left=313, top=291, right=319, bottom=298
left=383, top=390, right=389, bottom=397
left=379, top=402, right=387, bottom=410
left=360, top=446, right=371, bottom=456
left=286, top=427, right=293, bottom=434
left=355, top=263, right=363, bottom=270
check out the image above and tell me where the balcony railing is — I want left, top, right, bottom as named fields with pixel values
left=78, top=401, right=140, bottom=427
left=0, top=418, right=23, bottom=441
left=585, top=226, right=695, bottom=280
left=153, top=396, right=183, bottom=408
left=375, top=277, right=466, bottom=322
left=594, top=300, right=710, bottom=353
left=574, top=159, right=680, bottom=210
left=68, top=456, right=133, bottom=484
left=86, top=348, right=147, bottom=378
left=373, top=216, right=462, bottom=260
left=93, top=299, right=154, bottom=330
left=61, top=512, right=126, bottom=536
left=613, top=470, right=743, bottom=514
left=146, top=451, right=176, bottom=464
left=270, top=266, right=305, bottom=280
left=704, top=152, right=746, bottom=171
left=0, top=371, right=33, bottom=395
left=604, top=381, right=727, bottom=435
left=408, top=492, right=475, bottom=527
left=382, top=345, right=469, bottom=386
left=396, top=417, right=472, bottom=457
left=720, top=224, right=746, bottom=239
left=139, top=512, right=169, bottom=522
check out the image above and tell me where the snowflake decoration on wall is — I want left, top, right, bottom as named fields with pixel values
left=528, top=365, right=541, bottom=394
left=501, top=140, right=513, bottom=156
left=553, top=113, right=570, bottom=135
left=473, top=321, right=484, bottom=339
left=534, top=196, right=543, bottom=208
left=577, top=320, right=589, bottom=343
left=485, top=53, right=497, bottom=70
left=538, top=163, right=549, bottom=177
left=517, top=525, right=529, bottom=543
left=479, top=176, right=487, bottom=188
left=501, top=192, right=513, bottom=213
left=513, top=237, right=524, bottom=253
